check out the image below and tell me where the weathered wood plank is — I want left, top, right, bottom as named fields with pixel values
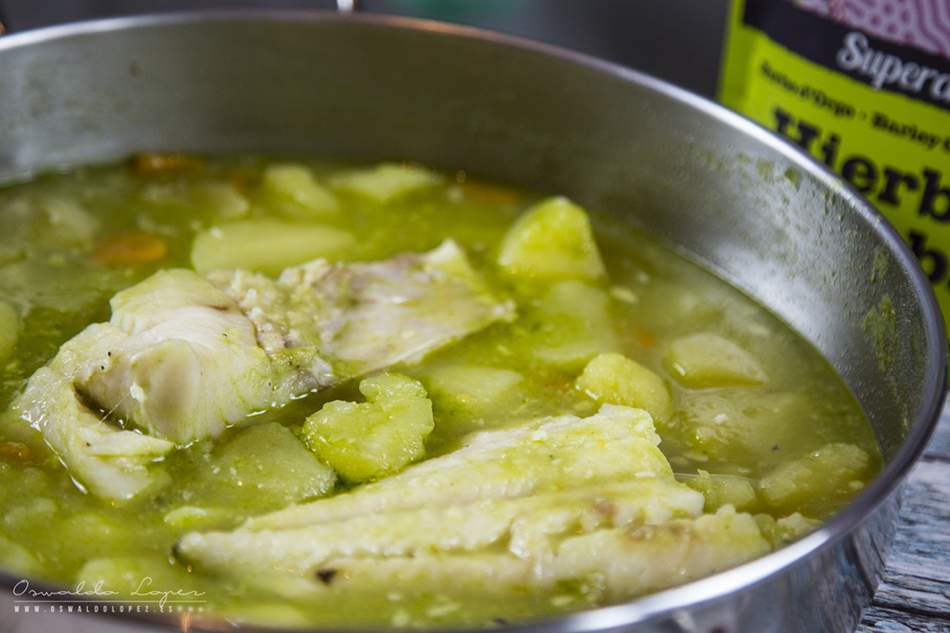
left=921, top=405, right=950, bottom=463
left=857, top=404, right=950, bottom=632
left=880, top=462, right=950, bottom=579
left=859, top=606, right=950, bottom=633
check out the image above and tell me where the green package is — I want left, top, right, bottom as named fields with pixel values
left=720, top=0, right=950, bottom=333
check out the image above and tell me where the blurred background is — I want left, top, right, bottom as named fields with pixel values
left=0, top=0, right=729, bottom=97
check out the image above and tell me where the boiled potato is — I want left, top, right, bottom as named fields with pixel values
left=330, top=163, right=442, bottom=203
left=576, top=352, right=671, bottom=421
left=191, top=220, right=355, bottom=274
left=681, top=470, right=757, bottom=512
left=527, top=281, right=618, bottom=371
left=775, top=513, right=821, bottom=540
left=497, top=197, right=605, bottom=281
left=754, top=512, right=821, bottom=547
left=163, top=505, right=235, bottom=530
left=211, top=423, right=336, bottom=506
left=192, top=181, right=250, bottom=219
left=423, top=365, right=524, bottom=418
left=665, top=333, right=767, bottom=387
left=633, top=281, right=721, bottom=333
left=41, top=196, right=100, bottom=247
left=671, top=391, right=813, bottom=467
left=759, top=443, right=870, bottom=511
left=261, top=164, right=337, bottom=218
left=303, top=373, right=434, bottom=483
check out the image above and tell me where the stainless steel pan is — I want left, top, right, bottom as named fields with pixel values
left=0, top=11, right=945, bottom=633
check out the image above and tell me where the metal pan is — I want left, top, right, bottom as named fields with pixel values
left=0, top=11, right=945, bottom=633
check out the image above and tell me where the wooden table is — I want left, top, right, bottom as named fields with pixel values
left=857, top=401, right=949, bottom=632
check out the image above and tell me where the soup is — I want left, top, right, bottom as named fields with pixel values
left=0, top=156, right=879, bottom=628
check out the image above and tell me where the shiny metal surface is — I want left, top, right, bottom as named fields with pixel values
left=0, top=11, right=945, bottom=633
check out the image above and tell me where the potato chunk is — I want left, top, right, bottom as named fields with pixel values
left=576, top=353, right=671, bottom=421
left=40, top=196, right=100, bottom=247
left=330, top=163, right=442, bottom=203
left=302, top=374, right=434, bottom=483
left=163, top=506, right=235, bottom=530
left=754, top=512, right=821, bottom=547
left=192, top=181, right=250, bottom=219
left=680, top=470, right=757, bottom=512
left=497, top=197, right=605, bottom=281
left=212, top=423, right=336, bottom=505
left=665, top=333, right=766, bottom=387
left=528, top=281, right=618, bottom=371
left=672, top=391, right=811, bottom=466
left=423, top=365, right=524, bottom=418
left=261, top=164, right=338, bottom=218
left=759, top=443, right=870, bottom=511
left=191, top=220, right=355, bottom=274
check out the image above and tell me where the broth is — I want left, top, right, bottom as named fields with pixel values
left=0, top=156, right=879, bottom=628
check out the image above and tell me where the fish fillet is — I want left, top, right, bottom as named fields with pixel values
left=13, top=241, right=511, bottom=499
left=177, top=405, right=768, bottom=601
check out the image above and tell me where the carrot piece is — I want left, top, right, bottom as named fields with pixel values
left=130, top=152, right=203, bottom=175
left=0, top=442, right=31, bottom=463
left=634, top=329, right=658, bottom=349
left=94, top=232, right=168, bottom=266
left=460, top=180, right=517, bottom=206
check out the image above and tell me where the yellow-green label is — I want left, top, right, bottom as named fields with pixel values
left=720, top=0, right=950, bottom=334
